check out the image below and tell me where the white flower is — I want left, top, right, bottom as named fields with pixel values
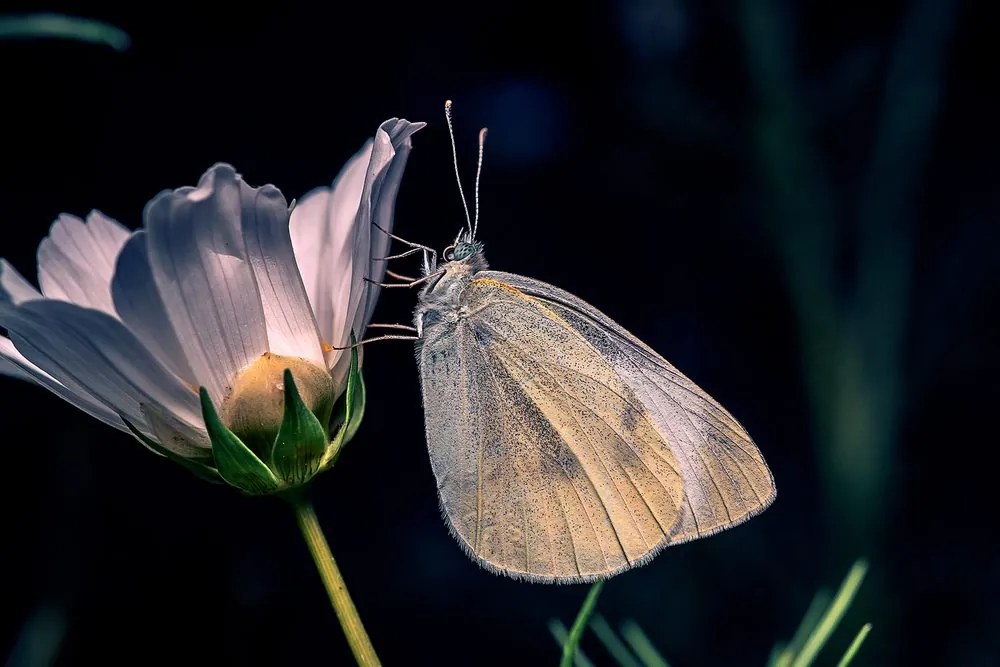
left=0, top=118, right=423, bottom=491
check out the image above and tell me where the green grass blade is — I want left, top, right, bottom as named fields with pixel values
left=6, top=604, right=66, bottom=667
left=778, top=589, right=832, bottom=664
left=559, top=580, right=604, bottom=667
left=767, top=642, right=789, bottom=667
left=790, top=560, right=869, bottom=667
left=835, top=624, right=873, bottom=667
left=589, top=614, right=642, bottom=667
left=620, top=619, right=671, bottom=667
left=549, top=619, right=594, bottom=667
left=0, top=13, right=130, bottom=50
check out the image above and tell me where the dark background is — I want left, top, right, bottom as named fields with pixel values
left=2, top=1, right=997, bottom=665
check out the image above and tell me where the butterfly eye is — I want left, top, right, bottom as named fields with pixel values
left=452, top=242, right=478, bottom=260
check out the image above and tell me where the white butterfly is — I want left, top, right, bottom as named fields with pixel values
left=372, top=103, right=775, bottom=583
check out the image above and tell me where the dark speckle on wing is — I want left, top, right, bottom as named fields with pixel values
left=471, top=321, right=494, bottom=346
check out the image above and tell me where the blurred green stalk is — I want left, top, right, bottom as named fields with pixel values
left=835, top=624, right=872, bottom=667
left=551, top=561, right=869, bottom=666
left=738, top=0, right=956, bottom=559
left=549, top=620, right=595, bottom=667
left=560, top=581, right=604, bottom=667
left=769, top=559, right=871, bottom=667
left=619, top=619, right=671, bottom=667
left=589, top=614, right=642, bottom=667
left=789, top=561, right=868, bottom=667
left=0, top=13, right=130, bottom=50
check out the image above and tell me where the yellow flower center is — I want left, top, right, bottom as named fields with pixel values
left=219, top=352, right=334, bottom=457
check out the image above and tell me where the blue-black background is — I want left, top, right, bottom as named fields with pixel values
left=1, top=1, right=997, bottom=665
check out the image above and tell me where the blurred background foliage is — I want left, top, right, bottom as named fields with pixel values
left=1, top=0, right=997, bottom=665
left=552, top=560, right=871, bottom=666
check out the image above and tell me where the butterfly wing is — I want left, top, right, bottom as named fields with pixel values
left=480, top=271, right=776, bottom=545
left=417, top=272, right=774, bottom=583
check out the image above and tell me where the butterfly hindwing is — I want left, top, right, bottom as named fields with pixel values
left=479, top=271, right=777, bottom=544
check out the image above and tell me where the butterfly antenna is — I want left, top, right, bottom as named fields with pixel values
left=473, top=127, right=487, bottom=239
left=444, top=100, right=473, bottom=241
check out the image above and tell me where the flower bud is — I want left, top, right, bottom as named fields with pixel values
left=219, top=352, right=334, bottom=459
left=196, top=348, right=365, bottom=495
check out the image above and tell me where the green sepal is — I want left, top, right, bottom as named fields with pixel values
left=121, top=417, right=222, bottom=483
left=341, top=345, right=366, bottom=445
left=322, top=338, right=366, bottom=469
left=199, top=387, right=279, bottom=495
left=270, top=369, right=329, bottom=486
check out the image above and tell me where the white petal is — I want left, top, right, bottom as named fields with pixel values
left=141, top=402, right=212, bottom=457
left=241, top=181, right=324, bottom=364
left=290, top=141, right=372, bottom=349
left=0, top=259, right=42, bottom=305
left=37, top=211, right=130, bottom=314
left=349, top=119, right=424, bottom=343
left=143, top=164, right=268, bottom=399
left=0, top=357, right=33, bottom=382
left=0, top=334, right=127, bottom=431
left=1, top=261, right=43, bottom=381
left=0, top=336, right=38, bottom=382
left=296, top=119, right=424, bottom=375
left=0, top=300, right=204, bottom=437
left=111, top=231, right=197, bottom=382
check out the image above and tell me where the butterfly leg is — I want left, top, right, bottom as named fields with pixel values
left=376, top=247, right=424, bottom=261
left=364, top=269, right=445, bottom=289
left=373, top=222, right=438, bottom=272
left=331, top=333, right=421, bottom=350
left=377, top=245, right=431, bottom=282
left=367, top=323, right=419, bottom=332
left=386, top=269, right=419, bottom=282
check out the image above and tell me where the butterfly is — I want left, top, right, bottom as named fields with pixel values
left=372, top=102, right=774, bottom=583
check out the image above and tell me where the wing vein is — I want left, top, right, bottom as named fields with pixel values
left=547, top=371, right=667, bottom=542
left=519, top=351, right=638, bottom=559
left=466, top=332, right=611, bottom=576
left=476, top=315, right=688, bottom=543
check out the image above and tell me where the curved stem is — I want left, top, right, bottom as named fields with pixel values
left=290, top=496, right=381, bottom=666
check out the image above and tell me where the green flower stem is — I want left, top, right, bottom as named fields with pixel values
left=291, top=497, right=381, bottom=666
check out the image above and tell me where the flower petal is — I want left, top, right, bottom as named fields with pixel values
left=143, top=164, right=269, bottom=399
left=37, top=211, right=130, bottom=314
left=0, top=334, right=126, bottom=431
left=241, top=181, right=324, bottom=365
left=1, top=261, right=43, bottom=381
left=296, top=119, right=423, bottom=375
left=0, top=335, right=40, bottom=382
left=353, top=119, right=424, bottom=337
left=292, top=119, right=424, bottom=375
left=0, top=353, right=33, bottom=382
left=290, top=140, right=372, bottom=350
left=0, top=259, right=42, bottom=305
left=111, top=231, right=197, bottom=382
left=0, top=300, right=204, bottom=438
left=141, top=401, right=212, bottom=457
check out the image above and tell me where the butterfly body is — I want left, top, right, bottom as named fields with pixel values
left=413, top=243, right=775, bottom=583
